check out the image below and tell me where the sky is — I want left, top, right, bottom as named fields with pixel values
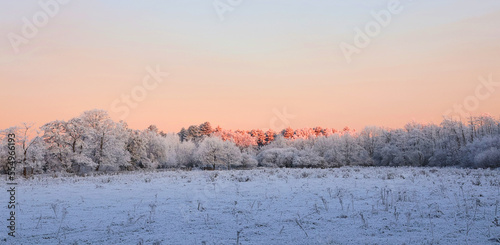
left=1, top=0, right=499, bottom=133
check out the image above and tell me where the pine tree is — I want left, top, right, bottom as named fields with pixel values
left=282, top=127, right=294, bottom=139
left=313, top=127, right=324, bottom=137
left=266, top=129, right=275, bottom=143
left=147, top=125, right=159, bottom=134
left=178, top=128, right=187, bottom=142
left=186, top=125, right=202, bottom=142
left=255, top=129, right=266, bottom=146
left=199, top=122, right=213, bottom=136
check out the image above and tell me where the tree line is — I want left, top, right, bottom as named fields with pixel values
left=1, top=110, right=499, bottom=176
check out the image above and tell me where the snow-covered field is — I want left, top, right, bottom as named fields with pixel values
left=2, top=167, right=500, bottom=244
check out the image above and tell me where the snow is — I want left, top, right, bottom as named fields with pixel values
left=2, top=167, right=499, bottom=244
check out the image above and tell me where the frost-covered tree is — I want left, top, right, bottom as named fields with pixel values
left=186, top=125, right=202, bottom=142
left=195, top=137, right=242, bottom=170
left=175, top=140, right=197, bottom=168
left=402, top=122, right=435, bottom=166
left=282, top=127, right=294, bottom=139
left=147, top=125, right=159, bottom=134
left=17, top=122, right=38, bottom=165
left=0, top=125, right=45, bottom=175
left=473, top=147, right=500, bottom=168
left=79, top=110, right=130, bottom=171
left=265, top=129, right=275, bottom=143
left=199, top=122, right=213, bottom=136
left=359, top=126, right=383, bottom=158
left=127, top=129, right=177, bottom=169
left=241, top=152, right=258, bottom=169
left=460, top=136, right=500, bottom=168
left=178, top=127, right=188, bottom=142
left=294, top=128, right=315, bottom=140
left=127, top=130, right=147, bottom=169
left=66, top=118, right=86, bottom=154
left=292, top=148, right=325, bottom=168
left=312, top=136, right=336, bottom=158
left=338, top=133, right=357, bottom=165
left=257, top=147, right=296, bottom=168
left=24, top=136, right=46, bottom=173
left=4, top=110, right=500, bottom=173
left=41, top=120, right=73, bottom=170
left=212, top=129, right=258, bottom=149
left=141, top=130, right=168, bottom=169
left=230, top=130, right=257, bottom=149
left=429, top=119, right=463, bottom=167
left=313, top=127, right=324, bottom=137
left=255, top=129, right=267, bottom=146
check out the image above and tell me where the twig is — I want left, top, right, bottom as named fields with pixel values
left=295, top=218, right=308, bottom=237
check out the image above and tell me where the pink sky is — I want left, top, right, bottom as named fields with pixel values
left=1, top=1, right=499, bottom=133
